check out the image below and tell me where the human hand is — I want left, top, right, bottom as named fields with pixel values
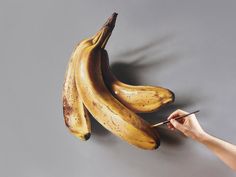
left=167, top=109, right=206, bottom=141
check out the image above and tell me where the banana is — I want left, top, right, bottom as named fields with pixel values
left=74, top=13, right=160, bottom=149
left=62, top=45, right=91, bottom=140
left=101, top=48, right=175, bottom=113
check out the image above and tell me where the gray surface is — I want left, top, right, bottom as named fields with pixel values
left=1, top=0, right=236, bottom=177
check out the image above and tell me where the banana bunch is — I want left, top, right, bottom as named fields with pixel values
left=62, top=13, right=175, bottom=149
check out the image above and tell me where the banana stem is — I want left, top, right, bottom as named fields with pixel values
left=95, top=13, right=118, bottom=48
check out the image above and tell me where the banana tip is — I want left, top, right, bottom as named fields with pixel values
left=170, top=90, right=175, bottom=102
left=103, top=12, right=118, bottom=30
left=155, top=139, right=161, bottom=149
left=113, top=12, right=118, bottom=17
left=84, top=133, right=91, bottom=141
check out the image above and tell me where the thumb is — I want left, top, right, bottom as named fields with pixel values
left=170, top=119, right=185, bottom=132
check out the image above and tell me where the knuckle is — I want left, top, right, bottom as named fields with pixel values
left=178, top=109, right=188, bottom=114
left=175, top=109, right=181, bottom=113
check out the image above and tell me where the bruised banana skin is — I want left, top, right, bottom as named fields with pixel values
left=75, top=13, right=160, bottom=149
left=62, top=44, right=91, bottom=140
left=101, top=51, right=175, bottom=113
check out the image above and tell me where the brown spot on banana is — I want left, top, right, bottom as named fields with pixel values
left=63, top=96, right=73, bottom=118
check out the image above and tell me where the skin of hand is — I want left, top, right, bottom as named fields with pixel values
left=167, top=109, right=236, bottom=171
left=167, top=109, right=206, bottom=141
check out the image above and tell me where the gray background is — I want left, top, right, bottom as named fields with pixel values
left=1, top=0, right=236, bottom=177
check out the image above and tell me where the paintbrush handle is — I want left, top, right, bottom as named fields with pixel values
left=151, top=110, right=200, bottom=128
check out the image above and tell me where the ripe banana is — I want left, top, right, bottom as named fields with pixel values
left=62, top=45, right=91, bottom=140
left=101, top=50, right=175, bottom=113
left=75, top=13, right=160, bottom=149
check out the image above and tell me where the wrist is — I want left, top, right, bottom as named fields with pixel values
left=195, top=131, right=210, bottom=143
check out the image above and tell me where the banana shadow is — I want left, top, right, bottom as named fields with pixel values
left=111, top=53, right=179, bottom=85
left=90, top=113, right=110, bottom=136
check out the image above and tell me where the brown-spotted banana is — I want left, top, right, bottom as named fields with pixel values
left=101, top=51, right=175, bottom=113
left=74, top=13, right=160, bottom=149
left=62, top=45, right=91, bottom=140
left=61, top=16, right=112, bottom=140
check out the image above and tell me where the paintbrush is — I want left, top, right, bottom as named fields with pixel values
left=151, top=110, right=200, bottom=128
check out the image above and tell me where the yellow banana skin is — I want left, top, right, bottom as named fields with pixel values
left=75, top=13, right=160, bottom=149
left=101, top=51, right=175, bottom=113
left=62, top=45, right=91, bottom=140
